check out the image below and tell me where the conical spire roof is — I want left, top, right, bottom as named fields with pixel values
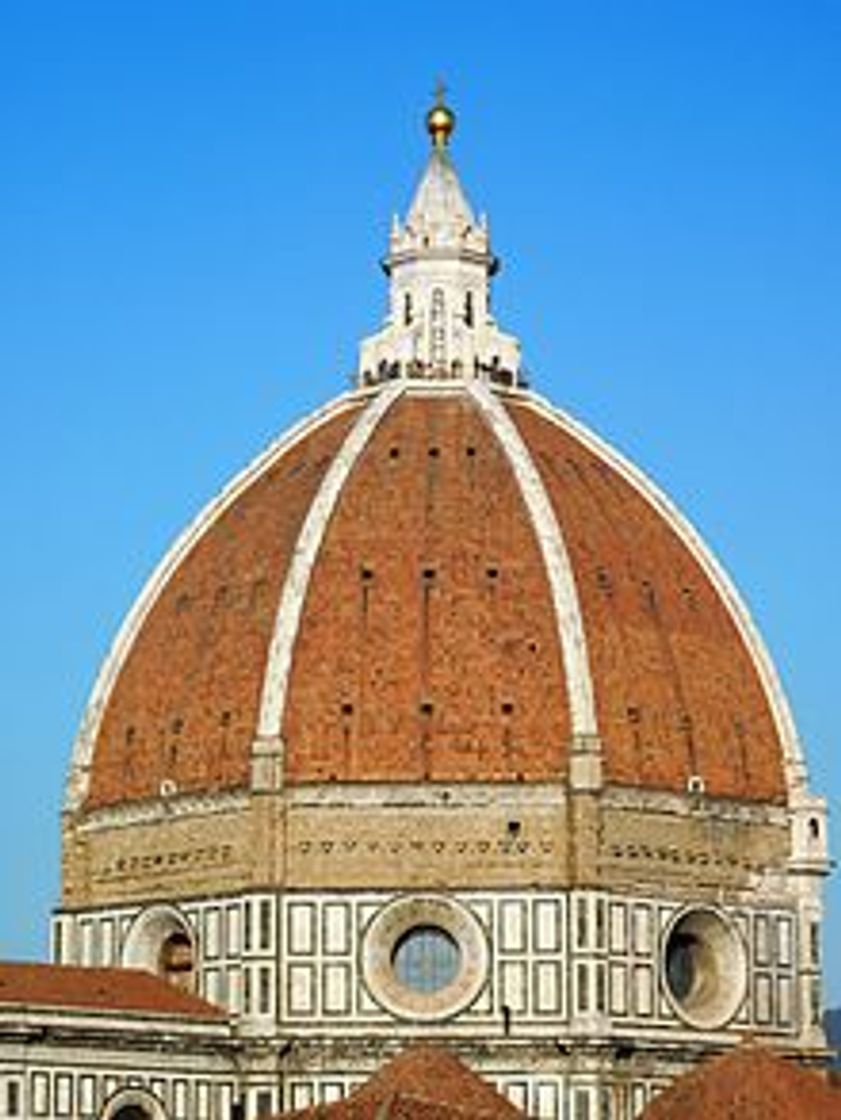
left=405, top=145, right=476, bottom=238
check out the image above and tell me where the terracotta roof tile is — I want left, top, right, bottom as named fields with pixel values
left=283, top=394, right=570, bottom=784
left=282, top=1046, right=522, bottom=1118
left=87, top=404, right=359, bottom=808
left=0, top=962, right=226, bottom=1020
left=642, top=1045, right=841, bottom=1119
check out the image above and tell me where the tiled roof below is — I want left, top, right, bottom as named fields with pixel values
left=642, top=1045, right=841, bottom=1119
left=282, top=1046, right=522, bottom=1118
left=0, top=962, right=226, bottom=1020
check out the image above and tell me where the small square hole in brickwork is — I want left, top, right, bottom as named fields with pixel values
left=125, top=726, right=136, bottom=746
left=527, top=640, right=538, bottom=653
left=389, top=447, right=400, bottom=460
left=360, top=566, right=374, bottom=581
left=220, top=711, right=231, bottom=727
left=486, top=566, right=499, bottom=580
left=171, top=718, right=184, bottom=735
left=340, top=702, right=354, bottom=716
left=596, top=567, right=612, bottom=593
left=428, top=447, right=440, bottom=458
left=419, top=700, right=435, bottom=716
left=626, top=705, right=641, bottom=724
left=466, top=446, right=477, bottom=458
left=501, top=701, right=514, bottom=715
left=422, top=567, right=436, bottom=581
left=507, top=819, right=522, bottom=835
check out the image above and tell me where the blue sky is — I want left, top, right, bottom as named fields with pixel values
left=1, top=2, right=839, bottom=1003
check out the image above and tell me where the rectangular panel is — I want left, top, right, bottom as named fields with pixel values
left=150, top=1080, right=167, bottom=1108
left=204, top=968, right=220, bottom=1005
left=289, top=904, right=316, bottom=956
left=204, top=908, right=221, bottom=959
left=596, top=962, right=607, bottom=1013
left=258, top=898, right=273, bottom=951
left=631, top=1084, right=647, bottom=1118
left=100, top=918, right=115, bottom=966
left=323, top=963, right=351, bottom=1015
left=609, top=903, right=628, bottom=954
left=174, top=1080, right=188, bottom=1120
left=535, top=1082, right=558, bottom=1119
left=576, top=962, right=590, bottom=1013
left=226, top=966, right=241, bottom=1013
left=755, top=973, right=773, bottom=1025
left=778, top=975, right=793, bottom=1026
left=500, top=960, right=528, bottom=1013
left=573, top=1087, right=592, bottom=1120
left=258, top=965, right=272, bottom=1015
left=610, top=962, right=628, bottom=1016
left=55, top=1074, right=72, bottom=1116
left=500, top=901, right=527, bottom=953
left=534, top=961, right=561, bottom=1014
left=322, top=1084, right=344, bottom=1104
left=534, top=899, right=561, bottom=953
left=78, top=1075, right=96, bottom=1117
left=219, top=1085, right=234, bottom=1118
left=196, top=1082, right=210, bottom=1120
left=226, top=905, right=241, bottom=957
left=243, top=900, right=253, bottom=952
left=51, top=917, right=66, bottom=964
left=632, top=906, right=652, bottom=956
left=254, top=1089, right=273, bottom=1117
left=595, top=898, right=606, bottom=950
left=290, top=1084, right=314, bottom=1111
left=777, top=917, right=793, bottom=967
left=80, top=919, right=95, bottom=966
left=289, top=963, right=316, bottom=1015
left=242, top=964, right=253, bottom=1013
left=575, top=896, right=589, bottom=949
left=32, top=1073, right=49, bottom=1116
left=323, top=904, right=350, bottom=956
left=633, top=964, right=653, bottom=1016
left=754, top=915, right=771, bottom=966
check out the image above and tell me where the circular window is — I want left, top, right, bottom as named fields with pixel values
left=122, top=905, right=197, bottom=993
left=661, top=907, right=746, bottom=1029
left=392, top=925, right=461, bottom=993
left=362, top=895, right=488, bottom=1021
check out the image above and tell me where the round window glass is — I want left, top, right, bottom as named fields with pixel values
left=665, top=932, right=698, bottom=1001
left=392, top=925, right=461, bottom=993
left=661, top=907, right=746, bottom=1029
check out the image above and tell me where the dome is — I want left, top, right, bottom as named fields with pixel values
left=67, top=380, right=798, bottom=813
left=64, top=95, right=805, bottom=821
left=54, top=96, right=829, bottom=1115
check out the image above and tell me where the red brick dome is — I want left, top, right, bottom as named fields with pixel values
left=67, top=383, right=800, bottom=814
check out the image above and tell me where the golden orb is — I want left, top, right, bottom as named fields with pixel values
left=426, top=101, right=455, bottom=148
